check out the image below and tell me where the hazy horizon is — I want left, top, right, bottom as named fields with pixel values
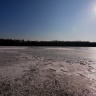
left=1, top=0, right=96, bottom=41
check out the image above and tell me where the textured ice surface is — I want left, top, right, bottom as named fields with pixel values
left=0, top=46, right=96, bottom=95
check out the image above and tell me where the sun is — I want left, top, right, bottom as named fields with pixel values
left=93, top=5, right=96, bottom=14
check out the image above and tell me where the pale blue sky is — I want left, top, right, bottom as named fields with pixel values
left=0, top=0, right=96, bottom=41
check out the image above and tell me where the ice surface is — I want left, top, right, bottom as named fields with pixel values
left=0, top=46, right=96, bottom=95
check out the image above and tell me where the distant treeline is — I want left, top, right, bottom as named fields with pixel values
left=0, top=39, right=96, bottom=47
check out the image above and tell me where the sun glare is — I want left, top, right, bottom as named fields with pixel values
left=93, top=5, right=96, bottom=14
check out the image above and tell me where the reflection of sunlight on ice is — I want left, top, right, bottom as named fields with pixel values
left=45, top=47, right=73, bottom=51
left=85, top=47, right=96, bottom=61
left=88, top=47, right=96, bottom=51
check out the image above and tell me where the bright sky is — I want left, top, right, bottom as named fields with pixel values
left=0, top=0, right=96, bottom=41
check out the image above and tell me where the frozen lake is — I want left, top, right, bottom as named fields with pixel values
left=0, top=46, right=96, bottom=95
left=28, top=47, right=96, bottom=63
left=0, top=46, right=96, bottom=62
